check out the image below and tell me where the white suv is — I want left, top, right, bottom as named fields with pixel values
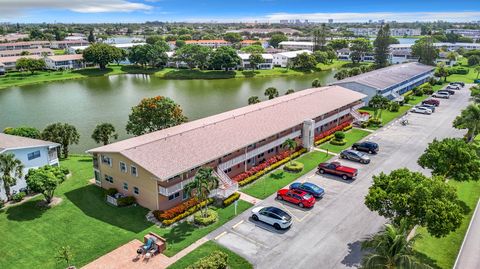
left=433, top=92, right=450, bottom=99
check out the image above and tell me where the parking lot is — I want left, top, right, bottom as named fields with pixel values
left=207, top=85, right=471, bottom=269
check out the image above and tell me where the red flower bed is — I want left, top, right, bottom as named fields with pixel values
left=232, top=149, right=296, bottom=182
left=314, top=121, right=352, bottom=142
left=153, top=198, right=199, bottom=220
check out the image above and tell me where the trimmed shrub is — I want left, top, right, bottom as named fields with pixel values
left=222, top=192, right=240, bottom=207
left=186, top=251, right=228, bottom=269
left=193, top=209, right=218, bottom=226
left=12, top=191, right=26, bottom=202
left=105, top=188, right=118, bottom=197
left=368, top=117, right=382, bottom=126
left=117, top=196, right=136, bottom=207
left=389, top=102, right=400, bottom=112
left=343, top=124, right=353, bottom=131
left=334, top=131, right=345, bottom=140
left=59, top=166, right=70, bottom=176
left=330, top=139, right=347, bottom=146
left=284, top=161, right=304, bottom=173
left=413, top=87, right=424, bottom=96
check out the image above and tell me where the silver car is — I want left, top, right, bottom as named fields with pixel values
left=432, top=92, right=450, bottom=99
left=340, top=149, right=370, bottom=164
left=417, top=104, right=435, bottom=112
left=411, top=106, right=432, bottom=114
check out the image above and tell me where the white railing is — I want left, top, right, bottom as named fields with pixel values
left=158, top=177, right=194, bottom=196
left=314, top=108, right=351, bottom=128
left=350, top=109, right=369, bottom=122
left=217, top=130, right=301, bottom=171
left=211, top=169, right=238, bottom=198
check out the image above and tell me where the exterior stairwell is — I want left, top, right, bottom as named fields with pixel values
left=350, top=108, right=369, bottom=123
left=211, top=169, right=238, bottom=198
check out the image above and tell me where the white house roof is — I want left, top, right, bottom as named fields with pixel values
left=275, top=50, right=312, bottom=58
left=279, top=41, right=314, bottom=46
left=237, top=53, right=273, bottom=60
left=0, top=133, right=60, bottom=153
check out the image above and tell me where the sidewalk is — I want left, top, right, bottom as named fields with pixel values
left=238, top=191, right=262, bottom=204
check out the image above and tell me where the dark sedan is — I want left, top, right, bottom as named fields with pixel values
left=352, top=141, right=379, bottom=154
left=340, top=149, right=370, bottom=164
left=290, top=182, right=325, bottom=198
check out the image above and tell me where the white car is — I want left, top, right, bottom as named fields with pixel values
left=447, top=85, right=461, bottom=90
left=251, top=206, right=293, bottom=230
left=432, top=92, right=450, bottom=99
left=411, top=106, right=432, bottom=114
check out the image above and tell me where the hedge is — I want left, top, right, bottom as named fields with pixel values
left=222, top=192, right=240, bottom=207
left=186, top=251, right=228, bottom=269
left=314, top=134, right=334, bottom=146
left=283, top=161, right=304, bottom=173
left=194, top=209, right=219, bottom=226
left=153, top=198, right=215, bottom=226
left=330, top=139, right=347, bottom=146
left=237, top=148, right=307, bottom=187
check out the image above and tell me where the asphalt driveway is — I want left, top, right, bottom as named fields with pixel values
left=208, top=87, right=470, bottom=269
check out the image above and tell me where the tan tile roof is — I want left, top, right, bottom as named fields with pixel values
left=0, top=133, right=59, bottom=152
left=0, top=55, right=41, bottom=63
left=46, top=54, right=83, bottom=61
left=88, top=86, right=366, bottom=180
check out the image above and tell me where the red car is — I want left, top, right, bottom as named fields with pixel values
left=276, top=189, right=316, bottom=208
left=318, top=161, right=358, bottom=180
left=422, top=99, right=440, bottom=107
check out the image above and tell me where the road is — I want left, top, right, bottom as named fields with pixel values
left=207, top=87, right=470, bottom=269
left=454, top=199, right=480, bottom=269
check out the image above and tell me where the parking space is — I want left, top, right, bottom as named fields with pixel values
left=209, top=86, right=471, bottom=269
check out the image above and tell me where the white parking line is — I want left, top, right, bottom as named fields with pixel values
left=232, top=220, right=244, bottom=229
left=215, top=231, right=227, bottom=240
left=230, top=230, right=269, bottom=248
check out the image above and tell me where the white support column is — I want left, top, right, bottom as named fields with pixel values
left=302, top=119, right=315, bottom=151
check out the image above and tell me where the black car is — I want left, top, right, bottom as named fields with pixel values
left=352, top=141, right=379, bottom=154
left=340, top=149, right=371, bottom=164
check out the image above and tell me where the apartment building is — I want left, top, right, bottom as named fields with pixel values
left=278, top=41, right=314, bottom=51
left=272, top=50, right=312, bottom=67
left=237, top=53, right=273, bottom=69
left=44, top=54, right=85, bottom=70
left=87, top=86, right=366, bottom=211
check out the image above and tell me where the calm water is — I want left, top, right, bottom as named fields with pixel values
left=0, top=71, right=336, bottom=152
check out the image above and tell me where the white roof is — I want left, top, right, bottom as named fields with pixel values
left=279, top=41, right=314, bottom=46
left=275, top=50, right=312, bottom=58
left=0, top=133, right=59, bottom=153
left=237, top=53, right=273, bottom=60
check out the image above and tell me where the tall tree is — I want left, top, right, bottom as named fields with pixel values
left=434, top=62, right=450, bottom=82
left=248, top=96, right=261, bottom=105
left=16, top=58, right=46, bottom=74
left=282, top=138, right=297, bottom=165
left=264, top=87, right=279, bottom=100
left=328, top=39, right=349, bottom=51
left=83, top=43, right=118, bottom=70
left=87, top=30, right=95, bottom=43
left=269, top=34, right=288, bottom=48
left=412, top=37, right=439, bottom=66
left=418, top=138, right=480, bottom=181
left=126, top=96, right=187, bottom=136
left=369, top=94, right=390, bottom=120
left=3, top=126, right=41, bottom=139
left=184, top=167, right=219, bottom=217
left=208, top=46, right=241, bottom=71
left=223, top=32, right=243, bottom=44
left=0, top=153, right=24, bottom=200
left=312, top=24, right=328, bottom=51
left=91, top=123, right=118, bottom=145
left=291, top=52, right=318, bottom=70
left=350, top=38, right=373, bottom=64
left=175, top=44, right=211, bottom=69
left=145, top=35, right=164, bottom=45
left=365, top=168, right=464, bottom=238
left=374, top=24, right=391, bottom=68
left=248, top=53, right=264, bottom=70
left=26, top=165, right=67, bottom=204
left=314, top=51, right=329, bottom=65
left=453, top=104, right=480, bottom=142
left=240, top=45, right=265, bottom=54
left=361, top=220, right=431, bottom=269
left=41, top=123, right=80, bottom=158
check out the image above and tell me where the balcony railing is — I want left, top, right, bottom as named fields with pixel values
left=158, top=177, right=194, bottom=196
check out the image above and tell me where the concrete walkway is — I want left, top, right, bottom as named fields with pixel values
left=238, top=191, right=262, bottom=204
left=454, top=199, right=480, bottom=269
left=313, top=147, right=338, bottom=156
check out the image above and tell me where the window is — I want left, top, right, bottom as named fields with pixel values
left=123, top=182, right=128, bottom=190
left=131, top=165, right=138, bottom=177
left=27, top=150, right=41, bottom=161
left=101, top=155, right=112, bottom=166
left=119, top=162, right=127, bottom=173
left=224, top=168, right=232, bottom=173
left=104, top=175, right=113, bottom=183
left=133, top=187, right=139, bottom=195
left=168, top=192, right=180, bottom=200
left=182, top=191, right=189, bottom=200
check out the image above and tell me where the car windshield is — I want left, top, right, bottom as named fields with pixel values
left=303, top=193, right=313, bottom=199
left=305, top=183, right=321, bottom=192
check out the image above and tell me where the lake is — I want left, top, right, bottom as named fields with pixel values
left=0, top=70, right=337, bottom=152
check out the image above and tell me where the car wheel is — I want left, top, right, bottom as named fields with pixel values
left=276, top=195, right=283, bottom=200
left=298, top=203, right=304, bottom=208
left=319, top=169, right=325, bottom=174
left=368, top=150, right=373, bottom=154
left=252, top=214, right=259, bottom=221
left=342, top=174, right=348, bottom=180
left=273, top=223, right=281, bottom=230
left=352, top=146, right=357, bottom=150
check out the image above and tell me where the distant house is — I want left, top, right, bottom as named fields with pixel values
left=278, top=41, right=314, bottom=51
left=272, top=50, right=312, bottom=67
left=0, top=48, right=54, bottom=57
left=237, top=53, right=273, bottom=69
left=0, top=63, right=5, bottom=75
left=0, top=133, right=60, bottom=201
left=0, top=55, right=42, bottom=71
left=44, top=54, right=85, bottom=70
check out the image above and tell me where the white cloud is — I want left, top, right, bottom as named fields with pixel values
left=0, top=0, right=152, bottom=17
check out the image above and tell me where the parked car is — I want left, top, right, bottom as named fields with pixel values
left=318, top=161, right=358, bottom=180
left=290, top=182, right=325, bottom=198
left=450, top=82, right=465, bottom=87
left=277, top=189, right=316, bottom=208
left=422, top=99, right=440, bottom=107
left=411, top=106, right=433, bottom=115
left=446, top=85, right=460, bottom=90
left=439, top=89, right=455, bottom=95
left=418, top=104, right=436, bottom=112
left=432, top=92, right=450, bottom=99
left=251, top=206, right=293, bottom=230
left=352, top=141, right=379, bottom=154
left=340, top=149, right=371, bottom=164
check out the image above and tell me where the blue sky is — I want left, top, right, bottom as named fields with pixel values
left=1, top=0, right=480, bottom=23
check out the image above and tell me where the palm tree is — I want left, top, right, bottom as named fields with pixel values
left=0, top=153, right=24, bottom=200
left=184, top=167, right=219, bottom=217
left=369, top=95, right=390, bottom=120
left=264, top=87, right=279, bottom=100
left=285, top=89, right=295, bottom=95
left=282, top=138, right=297, bottom=164
left=453, top=104, right=480, bottom=143
left=91, top=123, right=118, bottom=145
left=248, top=96, right=261, bottom=105
left=470, top=85, right=480, bottom=103
left=311, top=78, right=322, bottom=87
left=362, top=221, right=431, bottom=269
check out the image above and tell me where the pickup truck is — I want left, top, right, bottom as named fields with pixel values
left=318, top=162, right=358, bottom=180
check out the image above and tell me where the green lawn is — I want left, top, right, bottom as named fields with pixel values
left=167, top=240, right=253, bottom=269
left=360, top=105, right=411, bottom=130
left=319, top=128, right=371, bottom=153
left=447, top=58, right=479, bottom=83
left=52, top=49, right=66, bottom=55
left=241, top=151, right=332, bottom=199
left=0, top=156, right=252, bottom=268
left=316, top=60, right=349, bottom=71
left=154, top=67, right=318, bottom=79
left=414, top=180, right=480, bottom=269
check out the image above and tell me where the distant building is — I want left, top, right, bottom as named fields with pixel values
left=0, top=63, right=5, bottom=75
left=0, top=48, right=53, bottom=57
left=273, top=50, right=312, bottom=67
left=0, top=133, right=60, bottom=201
left=328, top=19, right=334, bottom=24
left=278, top=41, right=314, bottom=51
left=226, top=28, right=301, bottom=36
left=44, top=54, right=85, bottom=70
left=0, top=40, right=89, bottom=51
left=446, top=29, right=480, bottom=41
left=0, top=55, right=42, bottom=71
left=347, top=28, right=421, bottom=37
left=237, top=53, right=273, bottom=69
